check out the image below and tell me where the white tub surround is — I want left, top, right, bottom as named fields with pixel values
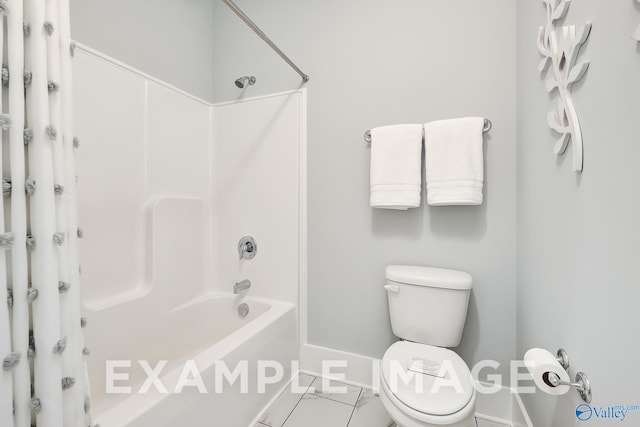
left=74, top=44, right=305, bottom=309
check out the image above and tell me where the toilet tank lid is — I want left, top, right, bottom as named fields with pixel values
left=385, top=265, right=472, bottom=290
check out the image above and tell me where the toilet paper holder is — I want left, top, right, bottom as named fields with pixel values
left=555, top=348, right=570, bottom=371
left=546, top=348, right=592, bottom=403
left=545, top=371, right=592, bottom=403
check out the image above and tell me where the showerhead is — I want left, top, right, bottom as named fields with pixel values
left=234, top=76, right=256, bottom=88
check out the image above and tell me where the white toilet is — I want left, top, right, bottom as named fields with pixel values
left=380, top=265, right=476, bottom=427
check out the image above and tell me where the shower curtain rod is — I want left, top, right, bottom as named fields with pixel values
left=222, top=0, right=310, bottom=83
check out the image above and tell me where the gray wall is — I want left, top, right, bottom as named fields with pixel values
left=516, top=1, right=640, bottom=425
left=70, top=0, right=215, bottom=100
left=211, top=0, right=517, bottom=379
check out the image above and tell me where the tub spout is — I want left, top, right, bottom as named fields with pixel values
left=234, top=279, right=251, bottom=294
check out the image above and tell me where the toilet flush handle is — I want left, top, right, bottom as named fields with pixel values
left=384, top=284, right=399, bottom=293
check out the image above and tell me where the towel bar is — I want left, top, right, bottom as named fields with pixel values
left=363, top=118, right=492, bottom=144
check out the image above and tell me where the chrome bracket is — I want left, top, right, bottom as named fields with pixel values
left=556, top=348, right=570, bottom=371
left=574, top=372, right=592, bottom=404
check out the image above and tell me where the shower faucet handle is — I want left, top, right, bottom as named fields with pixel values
left=238, top=236, right=257, bottom=260
left=241, top=241, right=254, bottom=257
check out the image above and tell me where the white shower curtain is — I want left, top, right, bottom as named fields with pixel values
left=0, top=0, right=92, bottom=426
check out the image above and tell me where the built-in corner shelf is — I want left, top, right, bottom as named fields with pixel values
left=538, top=0, right=591, bottom=173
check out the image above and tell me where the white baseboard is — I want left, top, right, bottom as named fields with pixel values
left=300, top=343, right=515, bottom=425
left=300, top=343, right=380, bottom=390
left=474, top=384, right=513, bottom=424
left=475, top=413, right=513, bottom=426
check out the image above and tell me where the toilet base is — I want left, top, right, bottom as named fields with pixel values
left=379, top=380, right=476, bottom=427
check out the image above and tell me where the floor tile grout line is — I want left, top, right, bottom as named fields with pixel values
left=278, top=377, right=316, bottom=427
left=309, top=377, right=362, bottom=408
left=309, top=391, right=359, bottom=407
left=279, top=391, right=357, bottom=426
left=345, top=388, right=363, bottom=427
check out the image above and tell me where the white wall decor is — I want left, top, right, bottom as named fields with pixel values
left=537, top=0, right=591, bottom=172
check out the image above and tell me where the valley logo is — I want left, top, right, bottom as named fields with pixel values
left=576, top=403, right=640, bottom=422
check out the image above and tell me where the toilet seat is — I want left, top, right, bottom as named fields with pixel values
left=380, top=382, right=476, bottom=427
left=381, top=341, right=476, bottom=425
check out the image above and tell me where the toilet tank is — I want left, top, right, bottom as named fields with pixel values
left=385, top=265, right=472, bottom=347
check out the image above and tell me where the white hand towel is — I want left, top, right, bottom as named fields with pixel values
left=424, top=117, right=485, bottom=206
left=370, top=124, right=423, bottom=210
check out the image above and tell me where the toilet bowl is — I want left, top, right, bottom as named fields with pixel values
left=380, top=341, right=476, bottom=427
left=380, top=265, right=475, bottom=427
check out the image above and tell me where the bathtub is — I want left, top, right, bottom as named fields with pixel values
left=85, top=293, right=298, bottom=426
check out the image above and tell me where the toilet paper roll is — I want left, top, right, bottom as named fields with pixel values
left=524, top=348, right=570, bottom=395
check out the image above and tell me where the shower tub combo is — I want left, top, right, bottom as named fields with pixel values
left=87, top=293, right=297, bottom=426
left=74, top=27, right=305, bottom=424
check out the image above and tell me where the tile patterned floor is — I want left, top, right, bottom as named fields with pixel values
left=254, top=373, right=510, bottom=427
